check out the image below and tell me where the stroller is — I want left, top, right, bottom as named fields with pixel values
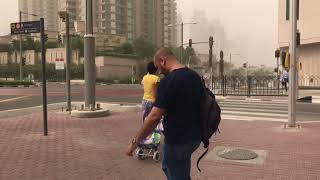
left=135, top=123, right=162, bottom=162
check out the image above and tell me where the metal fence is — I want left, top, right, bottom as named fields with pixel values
left=211, top=75, right=320, bottom=97
left=212, top=75, right=288, bottom=97
left=299, top=75, right=320, bottom=89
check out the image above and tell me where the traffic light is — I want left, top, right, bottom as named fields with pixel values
left=188, top=39, right=192, bottom=48
left=296, top=31, right=301, bottom=46
left=275, top=49, right=280, bottom=58
left=220, top=50, right=224, bottom=60
left=243, top=62, right=247, bottom=68
left=44, top=34, right=48, bottom=42
left=58, top=34, right=62, bottom=43
left=284, top=52, right=290, bottom=69
left=22, top=57, right=26, bottom=66
left=209, top=36, right=214, bottom=47
left=281, top=51, right=286, bottom=66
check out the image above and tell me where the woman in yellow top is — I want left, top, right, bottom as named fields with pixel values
left=141, top=62, right=160, bottom=121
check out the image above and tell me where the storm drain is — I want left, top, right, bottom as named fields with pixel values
left=217, top=148, right=258, bottom=160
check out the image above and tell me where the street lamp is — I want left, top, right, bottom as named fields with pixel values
left=18, top=11, right=38, bottom=81
left=168, top=22, right=197, bottom=62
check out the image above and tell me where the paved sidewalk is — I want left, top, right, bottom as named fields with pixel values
left=0, top=111, right=320, bottom=179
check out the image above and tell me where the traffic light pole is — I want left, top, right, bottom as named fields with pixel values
left=288, top=0, right=298, bottom=127
left=19, top=11, right=23, bottom=81
left=40, top=18, right=48, bottom=136
left=180, top=22, right=183, bottom=62
left=65, top=13, right=71, bottom=111
left=209, top=37, right=213, bottom=90
left=84, top=0, right=96, bottom=109
left=277, top=56, right=280, bottom=91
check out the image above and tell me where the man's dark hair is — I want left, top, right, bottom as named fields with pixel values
left=147, top=61, right=157, bottom=74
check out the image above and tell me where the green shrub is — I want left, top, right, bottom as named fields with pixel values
left=0, top=80, right=34, bottom=86
left=96, top=76, right=139, bottom=84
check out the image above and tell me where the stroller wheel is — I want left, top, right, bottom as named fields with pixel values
left=135, top=148, right=144, bottom=160
left=153, top=151, right=161, bottom=162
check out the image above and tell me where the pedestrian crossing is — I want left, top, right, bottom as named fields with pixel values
left=219, top=99, right=289, bottom=122
left=313, top=96, right=320, bottom=103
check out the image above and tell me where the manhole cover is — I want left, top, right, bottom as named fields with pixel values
left=217, top=148, right=258, bottom=160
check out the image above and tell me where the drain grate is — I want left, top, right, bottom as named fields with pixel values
left=217, top=148, right=258, bottom=160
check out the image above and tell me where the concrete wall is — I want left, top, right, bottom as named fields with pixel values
left=0, top=52, right=9, bottom=65
left=278, top=0, right=320, bottom=80
left=9, top=50, right=37, bottom=65
left=278, top=0, right=320, bottom=47
left=96, top=56, right=138, bottom=79
left=46, top=48, right=81, bottom=65
left=298, top=44, right=320, bottom=76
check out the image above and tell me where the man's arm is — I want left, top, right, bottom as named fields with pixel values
left=136, top=106, right=164, bottom=141
left=126, top=107, right=166, bottom=156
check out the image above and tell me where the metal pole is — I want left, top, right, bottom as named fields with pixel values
left=288, top=0, right=298, bottom=127
left=277, top=57, right=280, bottom=91
left=84, top=0, right=96, bottom=108
left=65, top=13, right=71, bottom=111
left=19, top=11, right=23, bottom=81
left=40, top=18, right=48, bottom=136
left=209, top=37, right=213, bottom=90
left=180, top=22, right=183, bottom=62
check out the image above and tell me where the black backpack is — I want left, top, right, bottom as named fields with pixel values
left=196, top=78, right=221, bottom=172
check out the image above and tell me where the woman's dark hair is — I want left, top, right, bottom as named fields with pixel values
left=147, top=62, right=157, bottom=74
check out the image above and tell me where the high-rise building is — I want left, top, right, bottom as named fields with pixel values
left=135, top=0, right=157, bottom=43
left=94, top=0, right=177, bottom=48
left=18, top=0, right=59, bottom=32
left=93, top=0, right=135, bottom=43
left=58, top=0, right=82, bottom=33
left=176, top=13, right=182, bottom=48
left=155, top=0, right=177, bottom=47
left=18, top=0, right=178, bottom=49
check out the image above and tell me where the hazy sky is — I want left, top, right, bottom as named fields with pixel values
left=0, top=0, right=278, bottom=66
left=177, top=0, right=279, bottom=67
left=0, top=0, right=19, bottom=36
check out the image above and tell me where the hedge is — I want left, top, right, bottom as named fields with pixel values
left=0, top=81, right=34, bottom=86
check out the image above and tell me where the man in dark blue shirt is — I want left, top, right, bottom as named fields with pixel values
left=126, top=48, right=203, bottom=180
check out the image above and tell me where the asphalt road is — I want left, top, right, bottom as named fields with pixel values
left=0, top=84, right=143, bottom=111
left=0, top=84, right=319, bottom=121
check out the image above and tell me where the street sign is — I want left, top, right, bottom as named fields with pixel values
left=11, top=21, right=41, bottom=35
left=55, top=58, right=65, bottom=70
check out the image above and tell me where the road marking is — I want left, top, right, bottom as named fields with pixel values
left=0, top=96, right=31, bottom=103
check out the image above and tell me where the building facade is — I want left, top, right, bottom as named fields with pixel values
left=18, top=0, right=178, bottom=50
left=155, top=0, right=177, bottom=47
left=18, top=0, right=59, bottom=32
left=278, top=0, right=320, bottom=78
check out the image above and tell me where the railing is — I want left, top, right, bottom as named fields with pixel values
left=299, top=75, right=320, bottom=89
left=211, top=75, right=320, bottom=97
left=212, top=75, right=288, bottom=97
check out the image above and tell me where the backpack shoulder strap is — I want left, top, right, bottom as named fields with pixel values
left=196, top=148, right=209, bottom=172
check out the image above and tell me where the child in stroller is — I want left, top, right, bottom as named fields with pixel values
left=134, top=122, right=163, bottom=162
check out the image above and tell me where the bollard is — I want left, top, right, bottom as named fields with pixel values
left=90, top=104, right=95, bottom=111
left=80, top=104, right=84, bottom=111
left=97, top=103, right=101, bottom=110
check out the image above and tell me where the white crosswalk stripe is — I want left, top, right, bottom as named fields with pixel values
left=219, top=99, right=289, bottom=122
left=313, top=96, right=320, bottom=104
